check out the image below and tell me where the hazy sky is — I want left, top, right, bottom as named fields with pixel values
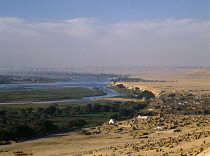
left=0, top=0, right=210, bottom=67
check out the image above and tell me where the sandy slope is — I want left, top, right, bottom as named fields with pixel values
left=119, top=68, right=210, bottom=96
left=1, top=123, right=210, bottom=156
left=0, top=128, right=138, bottom=156
left=198, top=147, right=210, bottom=156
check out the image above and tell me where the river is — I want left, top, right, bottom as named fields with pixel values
left=0, top=76, right=122, bottom=104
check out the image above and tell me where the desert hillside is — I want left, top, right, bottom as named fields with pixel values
left=118, top=68, right=210, bottom=96
left=186, top=69, right=210, bottom=79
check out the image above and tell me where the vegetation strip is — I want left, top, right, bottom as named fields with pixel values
left=0, top=75, right=71, bottom=84
left=0, top=100, right=148, bottom=143
left=0, top=87, right=107, bottom=102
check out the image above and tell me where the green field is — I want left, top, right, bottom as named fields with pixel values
left=0, top=87, right=107, bottom=102
left=49, top=112, right=113, bottom=127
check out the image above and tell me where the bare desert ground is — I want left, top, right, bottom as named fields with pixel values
left=116, top=69, right=210, bottom=97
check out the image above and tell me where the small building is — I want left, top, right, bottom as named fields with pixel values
left=138, top=115, right=149, bottom=119
left=108, top=119, right=116, bottom=124
left=154, top=126, right=163, bottom=130
left=178, top=102, right=185, bottom=105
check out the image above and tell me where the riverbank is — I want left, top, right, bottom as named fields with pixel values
left=111, top=82, right=162, bottom=97
left=94, top=97, right=144, bottom=102
left=0, top=76, right=123, bottom=104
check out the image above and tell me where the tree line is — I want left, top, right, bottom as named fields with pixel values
left=113, top=84, right=155, bottom=100
left=0, top=101, right=148, bottom=143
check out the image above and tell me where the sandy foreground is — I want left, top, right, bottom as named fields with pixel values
left=1, top=123, right=210, bottom=156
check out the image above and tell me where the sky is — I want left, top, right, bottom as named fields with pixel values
left=0, top=0, right=210, bottom=68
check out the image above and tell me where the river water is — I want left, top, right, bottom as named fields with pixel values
left=0, top=76, right=122, bottom=104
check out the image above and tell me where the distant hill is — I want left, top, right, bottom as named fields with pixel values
left=186, top=68, right=210, bottom=79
